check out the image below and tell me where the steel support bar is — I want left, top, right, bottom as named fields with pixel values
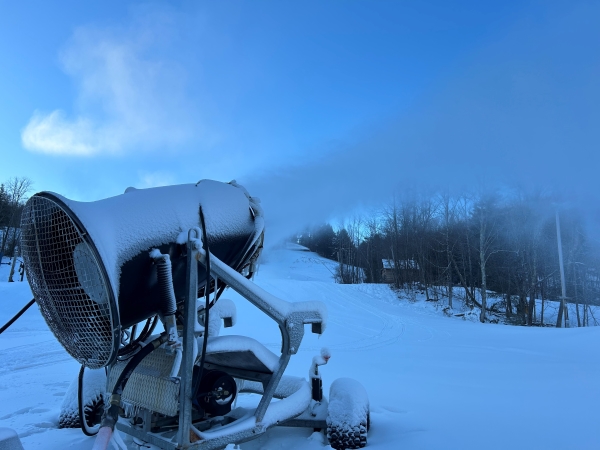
left=116, top=422, right=178, bottom=450
left=198, top=250, right=292, bottom=423
left=177, top=234, right=200, bottom=447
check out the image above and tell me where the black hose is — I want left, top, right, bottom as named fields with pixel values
left=100, top=333, right=168, bottom=431
left=210, top=283, right=226, bottom=308
left=117, top=315, right=158, bottom=359
left=78, top=365, right=101, bottom=436
left=0, top=298, right=35, bottom=335
left=141, top=315, right=159, bottom=340
left=129, top=324, right=138, bottom=343
left=192, top=206, right=211, bottom=403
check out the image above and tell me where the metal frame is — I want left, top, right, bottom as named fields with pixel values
left=115, top=232, right=327, bottom=449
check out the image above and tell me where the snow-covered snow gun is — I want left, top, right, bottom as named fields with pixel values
left=19, top=179, right=370, bottom=450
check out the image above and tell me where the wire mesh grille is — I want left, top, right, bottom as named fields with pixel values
left=21, top=196, right=115, bottom=368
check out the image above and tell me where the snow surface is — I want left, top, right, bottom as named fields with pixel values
left=1, top=250, right=600, bottom=449
left=204, top=335, right=279, bottom=373
left=206, top=250, right=328, bottom=333
left=0, top=426, right=24, bottom=450
left=261, top=379, right=312, bottom=428
left=238, top=375, right=307, bottom=400
left=207, top=298, right=237, bottom=337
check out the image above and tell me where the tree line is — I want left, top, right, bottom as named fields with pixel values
left=295, top=188, right=600, bottom=326
left=0, top=177, right=32, bottom=259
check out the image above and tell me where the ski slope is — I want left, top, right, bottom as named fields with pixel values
left=1, top=248, right=599, bottom=449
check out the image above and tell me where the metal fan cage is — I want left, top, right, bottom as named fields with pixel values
left=20, top=195, right=118, bottom=368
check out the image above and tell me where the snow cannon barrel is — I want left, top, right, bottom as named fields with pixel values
left=20, top=180, right=264, bottom=369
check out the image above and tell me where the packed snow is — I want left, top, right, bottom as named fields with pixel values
left=204, top=335, right=279, bottom=373
left=206, top=298, right=238, bottom=337
left=1, top=247, right=599, bottom=449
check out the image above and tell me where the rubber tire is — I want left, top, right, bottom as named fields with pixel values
left=58, top=395, right=103, bottom=429
left=326, top=378, right=369, bottom=449
left=58, top=409, right=80, bottom=429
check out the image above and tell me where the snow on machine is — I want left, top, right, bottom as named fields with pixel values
left=19, top=180, right=370, bottom=449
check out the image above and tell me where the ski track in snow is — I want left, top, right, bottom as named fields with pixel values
left=252, top=259, right=450, bottom=354
left=301, top=284, right=406, bottom=352
left=0, top=340, right=71, bottom=375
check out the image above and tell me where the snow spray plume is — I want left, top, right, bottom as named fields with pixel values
left=244, top=4, right=600, bottom=245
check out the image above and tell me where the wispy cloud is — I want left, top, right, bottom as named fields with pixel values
left=22, top=8, right=196, bottom=156
left=138, top=170, right=176, bottom=188
left=22, top=111, right=98, bottom=156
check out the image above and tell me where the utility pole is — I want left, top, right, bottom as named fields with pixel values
left=555, top=210, right=569, bottom=328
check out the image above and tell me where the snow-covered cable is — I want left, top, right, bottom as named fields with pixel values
left=0, top=298, right=35, bottom=335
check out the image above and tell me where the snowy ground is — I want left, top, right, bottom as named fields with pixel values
left=1, top=248, right=599, bottom=449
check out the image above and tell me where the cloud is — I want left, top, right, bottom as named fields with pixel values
left=22, top=7, right=196, bottom=156
left=138, top=170, right=176, bottom=188
left=22, top=110, right=97, bottom=156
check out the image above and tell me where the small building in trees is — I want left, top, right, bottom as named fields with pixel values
left=381, top=259, right=420, bottom=284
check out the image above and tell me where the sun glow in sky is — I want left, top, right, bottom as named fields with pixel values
left=1, top=1, right=599, bottom=235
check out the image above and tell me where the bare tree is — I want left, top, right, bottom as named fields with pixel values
left=0, top=177, right=33, bottom=257
left=474, top=194, right=500, bottom=323
left=439, top=192, right=457, bottom=308
left=384, top=199, right=402, bottom=289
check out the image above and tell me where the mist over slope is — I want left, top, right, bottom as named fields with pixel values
left=243, top=3, right=600, bottom=243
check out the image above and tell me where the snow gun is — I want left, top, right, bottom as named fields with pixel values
left=18, top=180, right=370, bottom=450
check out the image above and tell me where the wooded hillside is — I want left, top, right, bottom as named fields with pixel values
left=296, top=189, right=600, bottom=326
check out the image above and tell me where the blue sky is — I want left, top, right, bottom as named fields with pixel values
left=1, top=1, right=599, bottom=234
